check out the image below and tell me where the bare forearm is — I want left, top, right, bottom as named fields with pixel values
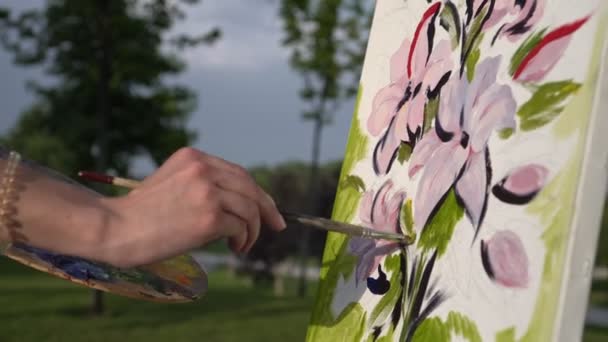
left=0, top=146, right=114, bottom=262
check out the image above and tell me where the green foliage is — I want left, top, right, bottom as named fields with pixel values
left=517, top=80, right=581, bottom=131
left=279, top=0, right=373, bottom=124
left=401, top=199, right=415, bottom=238
left=495, top=327, right=516, bottom=342
left=412, top=311, right=482, bottom=342
left=499, top=127, right=514, bottom=139
left=417, top=189, right=464, bottom=257
left=0, top=258, right=318, bottom=341
left=397, top=143, right=413, bottom=164
left=439, top=2, right=461, bottom=50
left=0, top=0, right=218, bottom=177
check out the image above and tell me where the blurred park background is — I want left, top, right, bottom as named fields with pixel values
left=0, top=0, right=607, bottom=341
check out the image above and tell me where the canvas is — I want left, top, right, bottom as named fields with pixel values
left=306, top=0, right=608, bottom=341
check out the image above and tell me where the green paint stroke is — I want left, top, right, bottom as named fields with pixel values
left=397, top=142, right=413, bottom=164
left=412, top=311, right=482, bottom=342
left=440, top=3, right=460, bottom=49
left=517, top=80, right=581, bottom=131
left=465, top=32, right=484, bottom=83
left=417, top=189, right=464, bottom=257
left=306, top=85, right=369, bottom=341
left=496, top=327, right=516, bottom=342
left=343, top=174, right=366, bottom=192
left=498, top=127, right=514, bottom=139
left=509, top=29, right=548, bottom=76
left=401, top=199, right=416, bottom=238
left=310, top=302, right=368, bottom=342
left=520, top=12, right=608, bottom=341
left=423, top=96, right=440, bottom=134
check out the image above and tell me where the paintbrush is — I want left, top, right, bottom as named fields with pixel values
left=77, top=170, right=414, bottom=244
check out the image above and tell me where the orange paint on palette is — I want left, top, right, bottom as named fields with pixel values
left=176, top=274, right=193, bottom=286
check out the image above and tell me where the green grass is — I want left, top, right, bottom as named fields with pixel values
left=1, top=256, right=608, bottom=341
left=0, top=258, right=317, bottom=342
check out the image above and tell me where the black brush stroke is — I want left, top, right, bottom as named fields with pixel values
left=434, top=115, right=454, bottom=142
left=370, top=180, right=392, bottom=223
left=505, top=0, right=538, bottom=37
left=491, top=23, right=507, bottom=46
left=460, top=0, right=496, bottom=77
left=480, top=239, right=495, bottom=279
left=465, top=0, right=475, bottom=25
left=441, top=1, right=462, bottom=44
left=427, top=71, right=452, bottom=99
left=372, top=118, right=400, bottom=175
left=406, top=291, right=447, bottom=342
left=424, top=6, right=440, bottom=67
left=453, top=147, right=492, bottom=244
left=406, top=250, right=438, bottom=330
left=407, top=255, right=418, bottom=300
left=390, top=251, right=408, bottom=327
left=492, top=184, right=539, bottom=205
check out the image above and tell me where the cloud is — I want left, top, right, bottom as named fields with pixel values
left=170, top=0, right=290, bottom=72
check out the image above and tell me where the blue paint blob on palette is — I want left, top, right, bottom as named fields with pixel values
left=2, top=242, right=207, bottom=303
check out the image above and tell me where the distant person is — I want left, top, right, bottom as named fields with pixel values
left=0, top=146, right=286, bottom=268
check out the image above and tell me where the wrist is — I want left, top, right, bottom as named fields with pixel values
left=83, top=196, right=126, bottom=266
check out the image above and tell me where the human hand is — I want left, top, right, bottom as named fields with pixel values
left=100, top=147, right=286, bottom=268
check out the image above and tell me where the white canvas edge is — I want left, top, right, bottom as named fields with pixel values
left=554, top=19, right=608, bottom=342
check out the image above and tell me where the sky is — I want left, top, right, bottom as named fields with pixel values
left=0, top=0, right=356, bottom=173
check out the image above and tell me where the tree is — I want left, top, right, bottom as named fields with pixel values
left=246, top=160, right=342, bottom=296
left=0, top=0, right=220, bottom=314
left=279, top=0, right=373, bottom=296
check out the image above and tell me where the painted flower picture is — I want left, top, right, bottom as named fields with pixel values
left=307, top=0, right=605, bottom=341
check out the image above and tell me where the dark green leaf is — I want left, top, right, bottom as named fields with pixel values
left=400, top=199, right=416, bottom=238
left=439, top=1, right=461, bottom=50
left=397, top=142, right=413, bottom=163
left=423, top=97, right=440, bottom=133
left=498, top=127, right=514, bottom=139
left=417, top=189, right=464, bottom=257
left=412, top=311, right=482, bottom=342
left=518, top=80, right=581, bottom=131
left=342, top=174, right=366, bottom=192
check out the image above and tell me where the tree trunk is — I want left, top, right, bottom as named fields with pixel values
left=297, top=115, right=323, bottom=297
left=91, top=0, right=112, bottom=315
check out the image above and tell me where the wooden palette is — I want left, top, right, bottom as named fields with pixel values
left=3, top=242, right=207, bottom=303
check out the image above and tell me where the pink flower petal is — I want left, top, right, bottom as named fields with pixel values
left=437, top=76, right=467, bottom=135
left=472, top=0, right=511, bottom=29
left=395, top=91, right=426, bottom=142
left=470, top=84, right=516, bottom=153
left=422, top=39, right=454, bottom=89
left=371, top=180, right=394, bottom=227
left=373, top=119, right=401, bottom=175
left=481, top=230, right=529, bottom=288
left=463, top=57, right=501, bottom=132
left=368, top=81, right=406, bottom=136
left=414, top=142, right=468, bottom=230
left=501, top=0, right=546, bottom=42
left=455, top=151, right=488, bottom=230
left=408, top=2, right=442, bottom=78
left=390, top=38, right=411, bottom=83
left=492, top=164, right=549, bottom=204
left=358, top=189, right=375, bottom=226
left=513, top=16, right=590, bottom=82
left=408, top=129, right=442, bottom=178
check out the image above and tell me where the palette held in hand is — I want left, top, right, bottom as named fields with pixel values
left=1, top=169, right=208, bottom=303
